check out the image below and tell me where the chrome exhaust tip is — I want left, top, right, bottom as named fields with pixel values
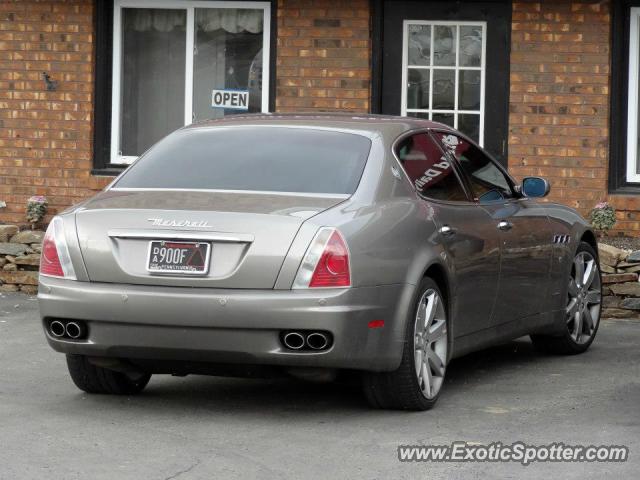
left=50, top=320, right=66, bottom=338
left=65, top=321, right=84, bottom=340
left=306, top=332, right=329, bottom=350
left=283, top=332, right=305, bottom=350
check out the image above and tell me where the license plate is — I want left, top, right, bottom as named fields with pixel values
left=147, top=241, right=211, bottom=275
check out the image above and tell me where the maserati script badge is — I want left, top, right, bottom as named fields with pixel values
left=147, top=218, right=211, bottom=228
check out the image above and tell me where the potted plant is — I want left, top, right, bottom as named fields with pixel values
left=589, top=201, right=616, bottom=236
left=26, top=195, right=48, bottom=230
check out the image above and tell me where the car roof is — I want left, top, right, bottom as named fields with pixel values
left=184, top=113, right=455, bottom=139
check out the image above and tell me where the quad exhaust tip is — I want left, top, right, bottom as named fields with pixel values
left=48, top=319, right=87, bottom=340
left=283, top=332, right=305, bottom=350
left=306, top=332, right=329, bottom=350
left=49, top=320, right=66, bottom=338
left=65, top=321, right=84, bottom=339
left=281, top=330, right=332, bottom=351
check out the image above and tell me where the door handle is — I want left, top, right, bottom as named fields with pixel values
left=497, top=220, right=513, bottom=231
left=439, top=225, right=456, bottom=237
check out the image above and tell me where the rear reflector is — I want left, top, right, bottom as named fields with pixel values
left=40, top=216, right=76, bottom=280
left=368, top=320, right=385, bottom=329
left=293, top=227, right=351, bottom=289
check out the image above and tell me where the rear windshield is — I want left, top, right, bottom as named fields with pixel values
left=114, top=127, right=372, bottom=195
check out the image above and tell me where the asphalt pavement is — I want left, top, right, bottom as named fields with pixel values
left=0, top=292, right=638, bottom=479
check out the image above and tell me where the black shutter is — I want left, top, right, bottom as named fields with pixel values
left=92, top=0, right=118, bottom=174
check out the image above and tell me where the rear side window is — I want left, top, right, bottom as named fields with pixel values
left=396, top=133, right=468, bottom=202
left=435, top=133, right=514, bottom=203
left=114, top=127, right=372, bottom=195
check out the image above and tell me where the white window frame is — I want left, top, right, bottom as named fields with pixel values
left=627, top=8, right=640, bottom=182
left=110, top=0, right=271, bottom=165
left=401, top=20, right=487, bottom=147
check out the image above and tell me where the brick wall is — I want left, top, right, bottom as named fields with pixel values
left=4, top=0, right=639, bottom=236
left=275, top=0, right=370, bottom=112
left=0, top=0, right=107, bottom=225
left=0, top=0, right=372, bottom=226
left=508, top=1, right=612, bottom=220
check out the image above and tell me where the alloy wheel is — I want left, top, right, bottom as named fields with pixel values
left=413, top=289, right=448, bottom=399
left=567, top=251, right=602, bottom=344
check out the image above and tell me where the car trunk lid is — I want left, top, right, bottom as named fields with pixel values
left=75, top=189, right=346, bottom=289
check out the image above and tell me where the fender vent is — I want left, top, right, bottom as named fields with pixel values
left=553, top=235, right=571, bottom=244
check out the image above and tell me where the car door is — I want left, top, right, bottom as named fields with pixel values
left=395, top=132, right=500, bottom=337
left=433, top=132, right=553, bottom=326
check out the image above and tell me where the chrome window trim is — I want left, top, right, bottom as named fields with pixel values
left=108, top=188, right=351, bottom=199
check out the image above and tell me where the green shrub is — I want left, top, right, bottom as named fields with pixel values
left=589, top=201, right=616, bottom=232
left=26, top=195, right=48, bottom=228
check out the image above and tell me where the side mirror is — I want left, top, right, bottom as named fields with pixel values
left=521, top=177, right=550, bottom=198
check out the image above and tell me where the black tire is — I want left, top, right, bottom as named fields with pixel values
left=362, top=278, right=449, bottom=411
left=531, top=241, right=602, bottom=355
left=66, top=355, right=151, bottom=395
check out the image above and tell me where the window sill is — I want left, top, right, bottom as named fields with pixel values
left=91, top=166, right=127, bottom=177
left=609, top=185, right=640, bottom=195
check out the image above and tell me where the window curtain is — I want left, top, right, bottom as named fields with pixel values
left=129, top=8, right=263, bottom=33
left=121, top=9, right=186, bottom=157
left=120, top=7, right=264, bottom=157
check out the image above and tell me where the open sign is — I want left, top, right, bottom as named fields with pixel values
left=211, top=89, right=249, bottom=110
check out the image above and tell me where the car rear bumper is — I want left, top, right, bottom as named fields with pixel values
left=38, top=277, right=413, bottom=372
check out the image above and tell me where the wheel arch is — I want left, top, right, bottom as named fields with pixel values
left=423, top=262, right=450, bottom=308
left=580, top=229, right=598, bottom=256
left=421, top=261, right=455, bottom=358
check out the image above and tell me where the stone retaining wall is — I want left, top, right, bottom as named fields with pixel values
left=599, top=244, right=640, bottom=319
left=0, top=225, right=43, bottom=295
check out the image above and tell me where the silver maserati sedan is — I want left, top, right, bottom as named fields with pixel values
left=38, top=114, right=602, bottom=410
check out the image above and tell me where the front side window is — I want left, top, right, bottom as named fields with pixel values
left=396, top=133, right=468, bottom=202
left=628, top=7, right=640, bottom=182
left=111, top=1, right=271, bottom=165
left=435, top=133, right=513, bottom=203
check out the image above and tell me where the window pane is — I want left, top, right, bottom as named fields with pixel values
left=433, top=25, right=456, bottom=66
left=436, top=133, right=512, bottom=203
left=115, top=128, right=371, bottom=194
left=432, top=70, right=454, bottom=110
left=193, top=8, right=264, bottom=121
left=407, top=111, right=430, bottom=119
left=459, top=26, right=482, bottom=67
left=458, top=70, right=481, bottom=110
left=407, top=69, right=430, bottom=109
left=121, top=8, right=186, bottom=157
left=407, top=24, right=431, bottom=66
left=432, top=112, right=454, bottom=128
left=458, top=114, right=480, bottom=143
left=396, top=134, right=467, bottom=201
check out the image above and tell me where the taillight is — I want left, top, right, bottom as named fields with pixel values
left=40, top=216, right=76, bottom=280
left=293, top=228, right=351, bottom=289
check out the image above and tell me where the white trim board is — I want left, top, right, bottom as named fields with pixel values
left=627, top=8, right=640, bottom=183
